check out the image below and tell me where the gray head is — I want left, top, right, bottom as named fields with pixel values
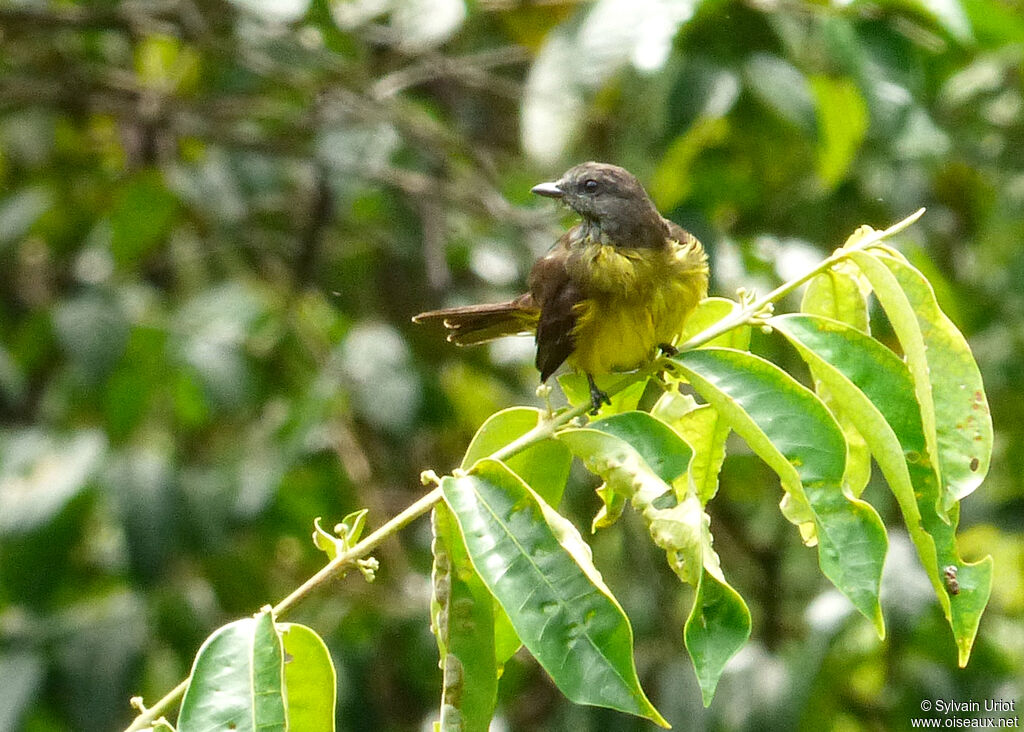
left=531, top=162, right=667, bottom=248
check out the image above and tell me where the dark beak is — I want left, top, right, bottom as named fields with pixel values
left=530, top=181, right=564, bottom=199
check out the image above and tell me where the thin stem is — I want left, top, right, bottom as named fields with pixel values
left=677, top=208, right=925, bottom=351
left=124, top=680, right=189, bottom=732
left=123, top=209, right=923, bottom=732
left=124, top=487, right=445, bottom=732
left=273, top=486, right=445, bottom=616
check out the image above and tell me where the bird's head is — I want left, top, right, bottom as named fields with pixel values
left=531, top=162, right=666, bottom=248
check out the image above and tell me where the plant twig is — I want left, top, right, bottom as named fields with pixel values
left=676, top=208, right=925, bottom=351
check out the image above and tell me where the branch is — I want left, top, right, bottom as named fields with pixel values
left=676, top=208, right=926, bottom=351
left=371, top=46, right=528, bottom=100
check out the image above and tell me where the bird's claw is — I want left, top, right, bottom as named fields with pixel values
left=586, top=374, right=611, bottom=415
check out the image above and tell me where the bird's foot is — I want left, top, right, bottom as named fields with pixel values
left=586, top=374, right=611, bottom=415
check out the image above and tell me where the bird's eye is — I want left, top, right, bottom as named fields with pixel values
left=583, top=179, right=599, bottom=192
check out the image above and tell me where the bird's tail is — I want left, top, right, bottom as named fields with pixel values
left=412, top=294, right=539, bottom=346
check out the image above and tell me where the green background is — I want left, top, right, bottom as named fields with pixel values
left=0, top=0, right=1021, bottom=729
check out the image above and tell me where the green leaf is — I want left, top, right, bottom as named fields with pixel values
left=586, top=412, right=693, bottom=485
left=655, top=297, right=752, bottom=504
left=651, top=117, right=731, bottom=211
left=460, top=406, right=573, bottom=667
left=801, top=258, right=870, bottom=333
left=664, top=403, right=727, bottom=504
left=862, top=250, right=992, bottom=509
left=961, top=0, right=1024, bottom=43
left=801, top=260, right=872, bottom=496
left=279, top=623, right=336, bottom=731
left=312, top=517, right=339, bottom=559
left=109, top=170, right=178, bottom=266
left=558, top=414, right=679, bottom=508
left=431, top=505, right=498, bottom=732
left=678, top=297, right=752, bottom=348
left=178, top=609, right=286, bottom=732
left=810, top=75, right=868, bottom=189
left=771, top=313, right=992, bottom=666
left=559, top=412, right=693, bottom=568
left=559, top=415, right=750, bottom=702
left=558, top=373, right=649, bottom=417
left=312, top=509, right=368, bottom=560
left=670, top=348, right=887, bottom=636
left=743, top=53, right=816, bottom=132
left=684, top=564, right=752, bottom=706
left=461, top=406, right=571, bottom=506
left=440, top=460, right=667, bottom=727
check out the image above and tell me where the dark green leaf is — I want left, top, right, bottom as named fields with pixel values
left=655, top=298, right=752, bottom=503
left=559, top=415, right=750, bottom=702
left=586, top=411, right=693, bottom=485
left=559, top=412, right=693, bottom=570
left=801, top=260, right=872, bottom=496
left=178, top=609, right=286, bottom=732
left=461, top=406, right=573, bottom=667
left=441, top=460, right=667, bottom=727
left=109, top=171, right=178, bottom=266
left=684, top=565, right=751, bottom=706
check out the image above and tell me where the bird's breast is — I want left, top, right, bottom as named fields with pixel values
left=566, top=240, right=708, bottom=375
left=568, top=242, right=648, bottom=298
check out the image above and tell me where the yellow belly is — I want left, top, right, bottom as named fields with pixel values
left=566, top=242, right=707, bottom=375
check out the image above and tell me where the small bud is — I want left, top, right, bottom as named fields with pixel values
left=358, top=557, right=380, bottom=582
left=420, top=469, right=441, bottom=486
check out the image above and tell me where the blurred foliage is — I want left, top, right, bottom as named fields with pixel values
left=0, top=0, right=1022, bottom=730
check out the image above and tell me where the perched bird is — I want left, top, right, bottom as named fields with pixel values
left=413, top=162, right=709, bottom=412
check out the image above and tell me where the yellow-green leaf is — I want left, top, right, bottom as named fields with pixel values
left=848, top=250, right=992, bottom=512
left=671, top=348, right=887, bottom=636
left=802, top=261, right=872, bottom=496
left=772, top=313, right=992, bottom=666
left=810, top=75, right=869, bottom=189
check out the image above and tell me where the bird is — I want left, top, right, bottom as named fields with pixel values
left=413, top=162, right=709, bottom=413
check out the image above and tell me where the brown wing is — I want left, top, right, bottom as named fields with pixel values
left=666, top=220, right=707, bottom=265
left=529, top=233, right=582, bottom=381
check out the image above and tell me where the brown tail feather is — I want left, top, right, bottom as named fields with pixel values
left=413, top=295, right=539, bottom=346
